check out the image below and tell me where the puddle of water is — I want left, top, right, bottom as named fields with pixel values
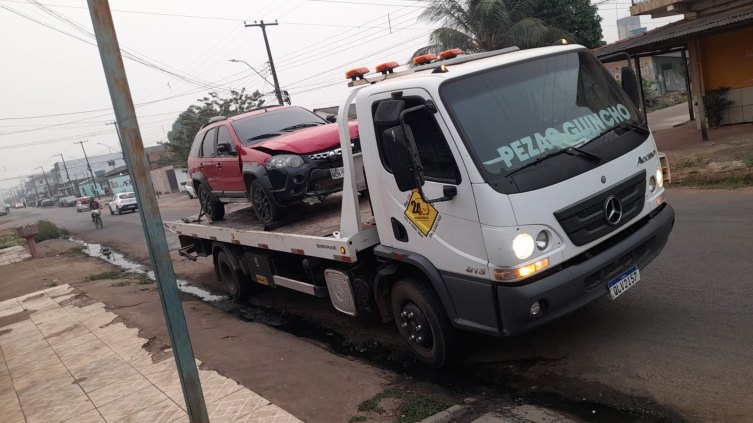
left=71, top=238, right=226, bottom=302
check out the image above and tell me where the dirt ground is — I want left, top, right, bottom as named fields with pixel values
left=1, top=240, right=457, bottom=423
left=653, top=122, right=753, bottom=185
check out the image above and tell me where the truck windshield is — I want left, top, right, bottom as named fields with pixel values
left=232, top=107, right=326, bottom=144
left=441, top=51, right=645, bottom=180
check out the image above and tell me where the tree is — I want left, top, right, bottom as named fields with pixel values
left=412, top=0, right=569, bottom=59
left=533, top=0, right=604, bottom=49
left=162, top=89, right=265, bottom=166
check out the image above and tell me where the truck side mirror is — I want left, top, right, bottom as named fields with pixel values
left=382, top=126, right=424, bottom=191
left=621, top=66, right=640, bottom=107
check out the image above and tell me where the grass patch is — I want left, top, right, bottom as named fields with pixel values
left=0, top=229, right=24, bottom=249
left=677, top=155, right=706, bottom=170
left=112, top=281, right=131, bottom=287
left=34, top=220, right=70, bottom=242
left=396, top=394, right=451, bottom=423
left=63, top=246, right=85, bottom=256
left=86, top=270, right=153, bottom=284
left=358, top=387, right=402, bottom=413
left=744, top=156, right=753, bottom=169
left=356, top=388, right=451, bottom=423
left=87, top=271, right=124, bottom=281
left=122, top=272, right=153, bottom=285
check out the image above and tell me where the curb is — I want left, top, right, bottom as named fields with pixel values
left=418, top=405, right=469, bottom=423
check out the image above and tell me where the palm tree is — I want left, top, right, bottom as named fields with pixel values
left=412, top=0, right=569, bottom=58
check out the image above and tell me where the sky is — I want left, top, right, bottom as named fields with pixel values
left=0, top=0, right=683, bottom=194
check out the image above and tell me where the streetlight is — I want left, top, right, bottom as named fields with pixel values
left=229, top=59, right=289, bottom=105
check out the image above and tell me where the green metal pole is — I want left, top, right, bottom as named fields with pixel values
left=84, top=1, right=208, bottom=421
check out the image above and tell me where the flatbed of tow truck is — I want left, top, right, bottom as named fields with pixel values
left=164, top=195, right=379, bottom=263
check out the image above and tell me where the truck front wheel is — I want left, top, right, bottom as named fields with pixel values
left=390, top=277, right=453, bottom=368
left=216, top=249, right=248, bottom=301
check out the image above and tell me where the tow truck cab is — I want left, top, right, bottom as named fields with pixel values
left=354, top=44, right=673, bottom=356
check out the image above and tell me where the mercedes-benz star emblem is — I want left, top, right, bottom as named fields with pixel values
left=604, top=196, right=623, bottom=226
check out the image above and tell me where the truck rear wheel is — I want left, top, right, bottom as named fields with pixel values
left=390, top=277, right=453, bottom=368
left=216, top=249, right=248, bottom=301
left=198, top=183, right=225, bottom=221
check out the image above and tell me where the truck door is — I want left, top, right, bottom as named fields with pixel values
left=366, top=89, right=488, bottom=276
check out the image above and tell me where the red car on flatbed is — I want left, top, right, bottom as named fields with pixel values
left=187, top=106, right=359, bottom=223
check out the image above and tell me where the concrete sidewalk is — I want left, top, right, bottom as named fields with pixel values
left=0, top=284, right=299, bottom=423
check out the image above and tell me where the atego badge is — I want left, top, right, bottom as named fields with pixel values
left=404, top=190, right=439, bottom=237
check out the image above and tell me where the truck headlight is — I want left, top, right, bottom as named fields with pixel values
left=513, top=233, right=534, bottom=260
left=265, top=154, right=304, bottom=169
left=656, top=167, right=664, bottom=188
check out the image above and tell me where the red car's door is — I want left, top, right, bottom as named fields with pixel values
left=214, top=124, right=245, bottom=194
left=198, top=128, right=219, bottom=192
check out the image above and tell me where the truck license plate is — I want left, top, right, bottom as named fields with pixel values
left=330, top=166, right=345, bottom=179
left=608, top=266, right=640, bottom=300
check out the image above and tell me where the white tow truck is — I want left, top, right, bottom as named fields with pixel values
left=165, top=44, right=675, bottom=367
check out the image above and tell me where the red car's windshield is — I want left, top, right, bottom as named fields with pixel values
left=232, top=107, right=326, bottom=145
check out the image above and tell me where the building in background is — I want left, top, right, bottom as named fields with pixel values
left=596, top=0, right=753, bottom=136
left=617, top=16, right=646, bottom=40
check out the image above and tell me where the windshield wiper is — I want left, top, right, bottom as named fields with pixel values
left=505, top=146, right=601, bottom=178
left=248, top=132, right=281, bottom=141
left=280, top=122, right=323, bottom=131
left=580, top=121, right=650, bottom=149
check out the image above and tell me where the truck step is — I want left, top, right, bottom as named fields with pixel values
left=272, top=276, right=328, bottom=297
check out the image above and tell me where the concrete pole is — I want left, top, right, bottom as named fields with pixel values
left=688, top=39, right=709, bottom=141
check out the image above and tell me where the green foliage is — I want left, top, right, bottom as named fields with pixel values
left=347, top=416, right=367, bottom=423
left=87, top=271, right=124, bottom=281
left=34, top=220, right=69, bottom=243
left=0, top=229, right=24, bottom=250
left=744, top=155, right=753, bottom=169
left=162, top=89, right=266, bottom=166
left=396, top=394, right=451, bottom=423
left=533, top=0, right=604, bottom=48
left=412, top=0, right=569, bottom=60
left=703, top=87, right=734, bottom=128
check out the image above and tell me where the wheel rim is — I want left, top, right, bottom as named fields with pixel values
left=399, top=302, right=434, bottom=350
left=253, top=185, right=272, bottom=222
left=200, top=188, right=213, bottom=215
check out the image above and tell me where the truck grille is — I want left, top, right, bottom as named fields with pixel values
left=554, top=171, right=646, bottom=246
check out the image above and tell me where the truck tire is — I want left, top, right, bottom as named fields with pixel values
left=250, top=180, right=283, bottom=225
left=390, top=276, right=454, bottom=368
left=198, top=183, right=225, bottom=221
left=216, top=249, right=248, bottom=300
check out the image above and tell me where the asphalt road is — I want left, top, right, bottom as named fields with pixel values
left=3, top=188, right=752, bottom=422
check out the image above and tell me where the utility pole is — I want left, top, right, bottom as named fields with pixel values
left=106, top=120, right=123, bottom=145
left=75, top=140, right=99, bottom=198
left=36, top=166, right=53, bottom=198
left=52, top=153, right=75, bottom=196
left=243, top=20, right=284, bottom=106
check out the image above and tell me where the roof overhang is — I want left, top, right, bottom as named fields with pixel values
left=594, top=5, right=753, bottom=62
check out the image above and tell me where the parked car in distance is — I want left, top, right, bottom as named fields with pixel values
left=13, top=202, right=24, bottom=208
left=58, top=196, right=78, bottom=207
left=109, top=192, right=138, bottom=215
left=40, top=198, right=54, bottom=207
left=187, top=105, right=359, bottom=223
left=76, top=196, right=91, bottom=212
left=181, top=181, right=196, bottom=199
